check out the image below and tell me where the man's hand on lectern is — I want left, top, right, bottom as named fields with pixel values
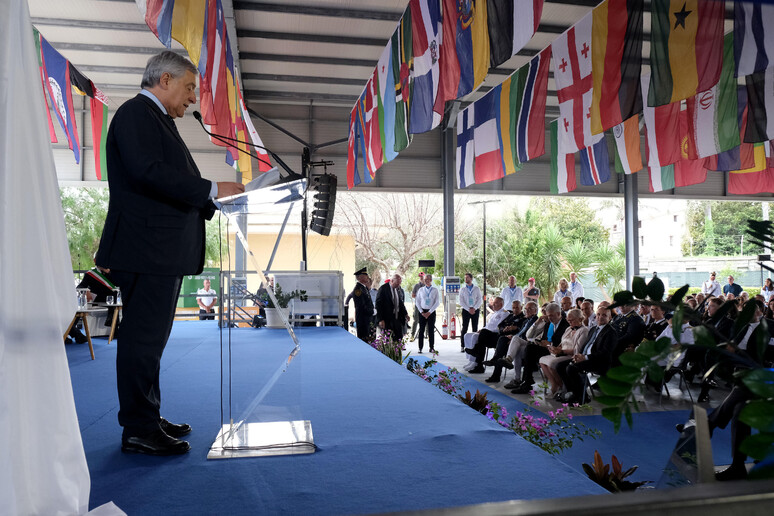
left=216, top=181, right=245, bottom=199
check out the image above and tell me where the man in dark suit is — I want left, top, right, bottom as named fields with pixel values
left=376, top=273, right=409, bottom=341
left=348, top=268, right=374, bottom=342
left=96, top=51, right=244, bottom=455
left=610, top=303, right=646, bottom=360
left=511, top=302, right=570, bottom=393
left=558, top=305, right=618, bottom=403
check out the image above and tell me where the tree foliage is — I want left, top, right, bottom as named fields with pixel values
left=682, top=200, right=764, bottom=256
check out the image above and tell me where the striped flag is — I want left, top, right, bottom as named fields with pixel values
left=642, top=74, right=681, bottom=167
left=377, top=43, right=398, bottom=162
left=473, top=84, right=506, bottom=184
left=549, top=119, right=576, bottom=194
left=39, top=36, right=80, bottom=164
left=729, top=168, right=774, bottom=194
left=744, top=67, right=774, bottom=143
left=456, top=0, right=490, bottom=97
left=648, top=0, right=724, bottom=107
left=553, top=11, right=593, bottom=153
left=437, top=0, right=461, bottom=111
left=363, top=72, right=384, bottom=175
left=613, top=115, right=642, bottom=174
left=686, top=33, right=740, bottom=158
left=579, top=133, right=610, bottom=186
left=136, top=0, right=174, bottom=47
left=33, top=28, right=57, bottom=144
left=90, top=97, right=108, bottom=180
left=734, top=0, right=774, bottom=77
left=648, top=163, right=675, bottom=192
left=513, top=47, right=551, bottom=163
left=590, top=0, right=643, bottom=135
left=408, top=0, right=442, bottom=134
left=487, top=0, right=544, bottom=67
left=456, top=105, right=476, bottom=188
left=390, top=16, right=412, bottom=152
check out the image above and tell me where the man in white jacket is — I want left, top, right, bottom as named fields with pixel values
left=458, top=273, right=482, bottom=352
left=415, top=274, right=440, bottom=353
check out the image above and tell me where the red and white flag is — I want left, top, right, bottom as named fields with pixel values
left=642, top=74, right=681, bottom=167
left=552, top=12, right=594, bottom=154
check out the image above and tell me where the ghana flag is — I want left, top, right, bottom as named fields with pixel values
left=648, top=0, right=724, bottom=107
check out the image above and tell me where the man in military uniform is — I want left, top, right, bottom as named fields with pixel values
left=610, top=303, right=646, bottom=362
left=350, top=267, right=374, bottom=342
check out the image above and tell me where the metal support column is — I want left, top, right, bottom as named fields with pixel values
left=623, top=173, right=639, bottom=289
left=442, top=128, right=455, bottom=278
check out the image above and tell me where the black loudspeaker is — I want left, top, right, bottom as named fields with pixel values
left=418, top=259, right=435, bottom=268
left=759, top=254, right=771, bottom=262
left=310, top=174, right=337, bottom=236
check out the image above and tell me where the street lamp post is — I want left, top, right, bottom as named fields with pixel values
left=469, top=199, right=500, bottom=324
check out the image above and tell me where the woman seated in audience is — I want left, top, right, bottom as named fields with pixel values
left=539, top=308, right=588, bottom=399
left=575, top=296, right=585, bottom=310
left=766, top=298, right=774, bottom=320
left=761, top=278, right=774, bottom=303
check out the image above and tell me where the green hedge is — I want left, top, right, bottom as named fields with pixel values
left=666, top=286, right=760, bottom=297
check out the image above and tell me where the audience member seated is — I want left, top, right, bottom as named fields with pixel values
left=462, top=297, right=510, bottom=373
left=581, top=299, right=596, bottom=327
left=539, top=309, right=588, bottom=398
left=610, top=303, right=645, bottom=360
left=560, top=296, right=573, bottom=314
left=510, top=303, right=569, bottom=394
left=487, top=302, right=541, bottom=384
left=575, top=296, right=585, bottom=310
left=643, top=305, right=668, bottom=341
left=553, top=278, right=571, bottom=305
left=481, top=301, right=531, bottom=382
left=723, top=275, right=742, bottom=297
left=497, top=304, right=549, bottom=385
left=766, top=298, right=774, bottom=319
left=556, top=305, right=618, bottom=403
left=638, top=303, right=651, bottom=325
left=467, top=300, right=525, bottom=366
left=761, top=278, right=774, bottom=303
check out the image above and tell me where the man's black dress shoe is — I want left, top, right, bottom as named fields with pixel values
left=483, top=359, right=496, bottom=367
left=715, top=464, right=748, bottom=481
left=497, top=358, right=514, bottom=370
left=122, top=429, right=190, bottom=456
left=511, top=382, right=534, bottom=395
left=485, top=376, right=500, bottom=383
left=469, top=365, right=485, bottom=374
left=160, top=417, right=192, bottom=438
left=675, top=423, right=685, bottom=433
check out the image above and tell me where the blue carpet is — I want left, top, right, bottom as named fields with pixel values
left=67, top=324, right=604, bottom=515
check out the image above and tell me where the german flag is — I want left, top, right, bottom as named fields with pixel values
left=590, top=0, right=643, bottom=135
left=648, top=0, right=724, bottom=107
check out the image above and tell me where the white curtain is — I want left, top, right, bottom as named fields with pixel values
left=0, top=0, right=91, bottom=513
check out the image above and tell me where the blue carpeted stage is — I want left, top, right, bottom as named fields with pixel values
left=67, top=323, right=607, bottom=514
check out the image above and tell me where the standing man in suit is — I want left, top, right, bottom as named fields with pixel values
left=96, top=51, right=244, bottom=455
left=557, top=305, right=618, bottom=403
left=376, top=274, right=409, bottom=341
left=415, top=273, right=440, bottom=353
left=458, top=272, right=482, bottom=352
left=349, top=267, right=374, bottom=342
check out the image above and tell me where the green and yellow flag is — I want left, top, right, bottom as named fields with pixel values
left=648, top=0, right=724, bottom=106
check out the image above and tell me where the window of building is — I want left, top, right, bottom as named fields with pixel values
left=638, top=220, right=642, bottom=229
left=669, top=236, right=674, bottom=246
left=640, top=235, right=644, bottom=247
left=673, top=215, right=678, bottom=222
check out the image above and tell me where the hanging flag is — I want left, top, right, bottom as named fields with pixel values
left=39, top=36, right=80, bottom=164
left=710, top=86, right=757, bottom=171
left=33, top=27, right=57, bottom=144
left=487, top=0, right=544, bottom=68
left=473, top=84, right=506, bottom=184
left=437, top=0, right=461, bottom=112
left=136, top=0, right=175, bottom=48
left=549, top=119, right=577, bottom=194
left=171, top=0, right=206, bottom=67
left=346, top=106, right=361, bottom=189
left=686, top=33, right=740, bottom=158
left=377, top=43, right=398, bottom=162
left=590, top=0, right=643, bottom=135
left=648, top=0, right=724, bottom=107
left=497, top=75, right=521, bottom=176
left=456, top=0, right=490, bottom=97
left=364, top=71, right=384, bottom=174
left=648, top=163, right=675, bottom=192
left=579, top=133, right=610, bottom=186
left=734, top=0, right=774, bottom=77
left=613, top=115, right=642, bottom=174
left=392, top=11, right=413, bottom=151
left=553, top=11, right=593, bottom=153
left=642, top=74, right=681, bottom=167
left=199, top=0, right=219, bottom=125
left=238, top=88, right=271, bottom=173
left=744, top=67, right=774, bottom=143
left=409, top=0, right=442, bottom=133
left=90, top=97, right=108, bottom=181
left=729, top=168, right=774, bottom=194
left=456, top=105, right=476, bottom=188
left=513, top=47, right=551, bottom=163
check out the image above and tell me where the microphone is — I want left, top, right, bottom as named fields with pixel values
left=193, top=111, right=303, bottom=182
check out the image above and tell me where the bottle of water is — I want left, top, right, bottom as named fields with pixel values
left=114, top=287, right=122, bottom=305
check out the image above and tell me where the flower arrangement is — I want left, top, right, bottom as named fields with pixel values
left=582, top=450, right=651, bottom=492
left=406, top=357, right=464, bottom=396
left=368, top=330, right=407, bottom=364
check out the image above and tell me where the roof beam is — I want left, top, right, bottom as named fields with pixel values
left=233, top=1, right=403, bottom=22
left=32, top=17, right=148, bottom=32
left=236, top=29, right=386, bottom=47
left=242, top=72, right=364, bottom=86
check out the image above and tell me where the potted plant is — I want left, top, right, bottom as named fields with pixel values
left=259, top=284, right=308, bottom=328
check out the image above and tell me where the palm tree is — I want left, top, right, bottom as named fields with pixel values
left=535, top=223, right=565, bottom=301
left=562, top=240, right=593, bottom=277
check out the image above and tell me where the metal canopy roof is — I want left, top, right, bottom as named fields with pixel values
left=30, top=0, right=771, bottom=200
